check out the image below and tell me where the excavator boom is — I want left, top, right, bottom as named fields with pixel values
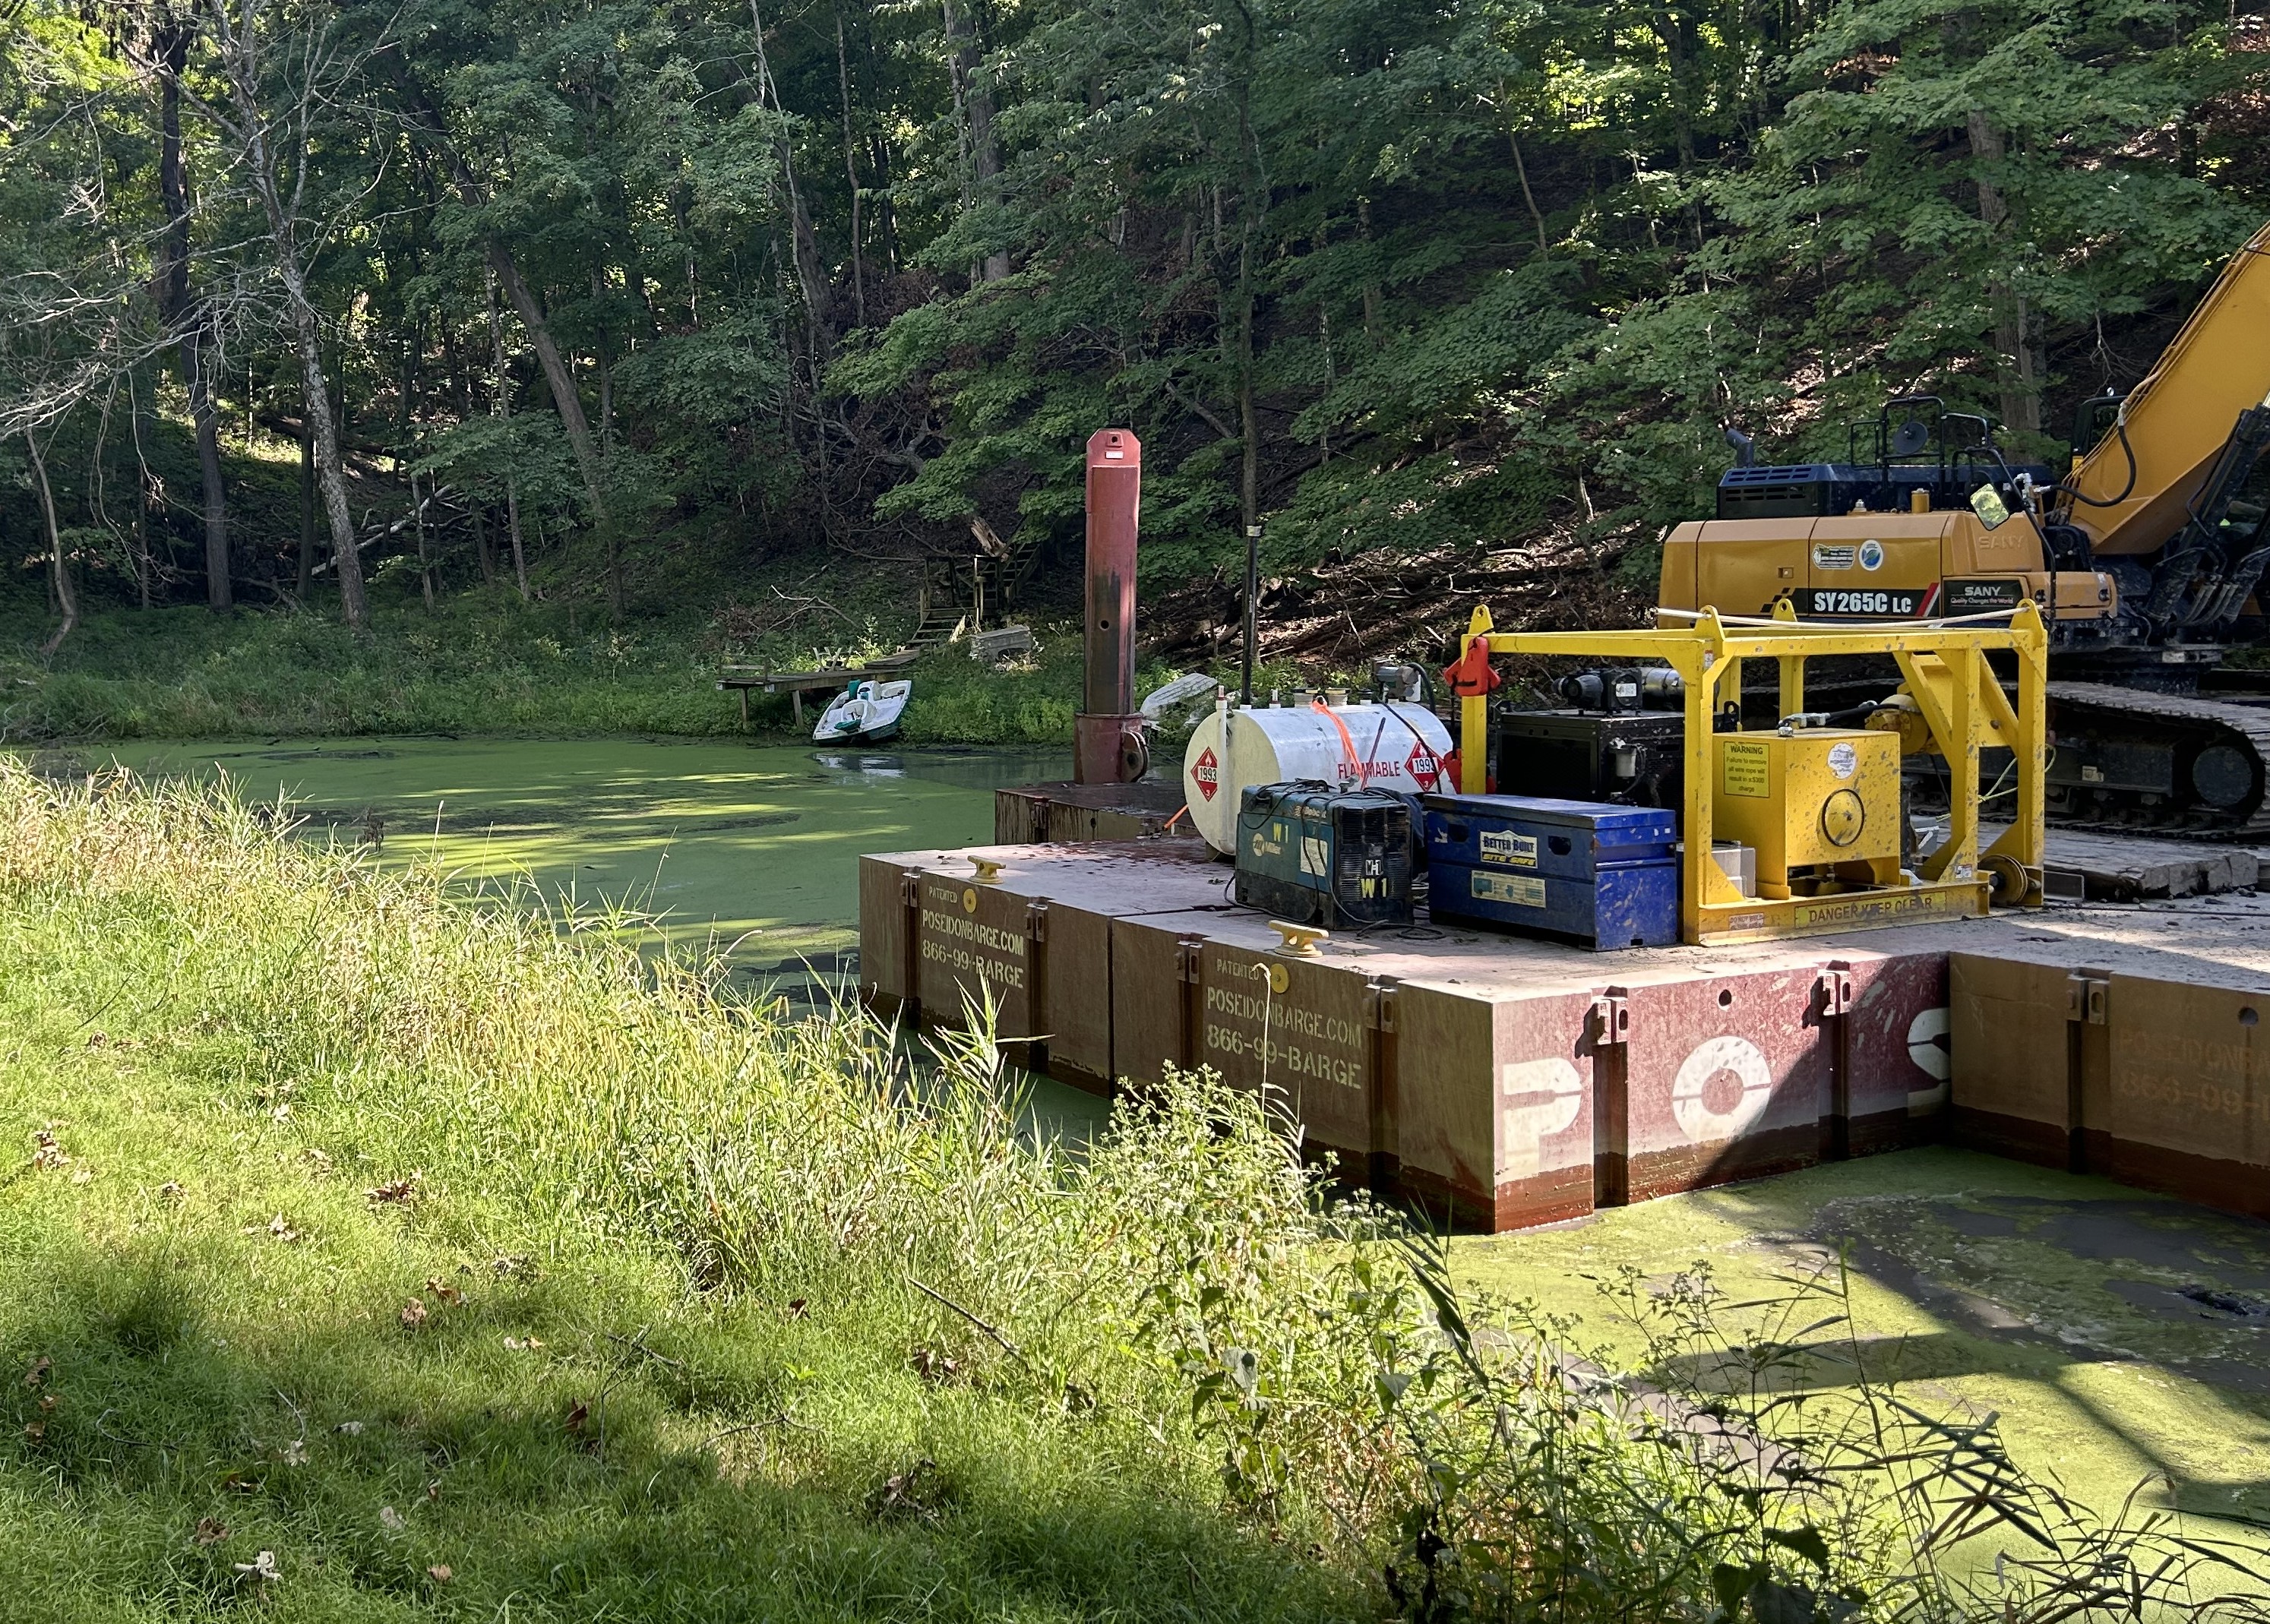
left=2070, top=220, right=2270, bottom=553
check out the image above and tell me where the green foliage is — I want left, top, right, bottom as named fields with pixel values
left=0, top=589, right=1106, bottom=745
left=896, top=639, right=1083, bottom=747
left=0, top=763, right=1355, bottom=1619
left=3, top=0, right=2269, bottom=672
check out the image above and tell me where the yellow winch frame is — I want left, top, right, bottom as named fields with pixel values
left=1455, top=601, right=2048, bottom=945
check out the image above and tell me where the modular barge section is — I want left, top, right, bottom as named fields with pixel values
left=862, top=836, right=2270, bottom=1234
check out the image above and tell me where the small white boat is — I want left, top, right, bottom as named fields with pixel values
left=814, top=678, right=911, bottom=743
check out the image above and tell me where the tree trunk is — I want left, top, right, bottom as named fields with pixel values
left=298, top=412, right=315, bottom=596
left=224, top=32, right=369, bottom=628
left=150, top=24, right=230, bottom=610
left=836, top=8, right=866, bottom=327
left=289, top=299, right=368, bottom=627
left=129, top=362, right=156, bottom=609
left=870, top=131, right=898, bottom=273
left=412, top=469, right=435, bottom=609
left=944, top=0, right=1008, bottom=283
left=447, top=327, right=496, bottom=584
left=486, top=270, right=531, bottom=603
left=1508, top=128, right=1548, bottom=254
left=485, top=245, right=607, bottom=521
left=27, top=434, right=77, bottom=658
left=751, top=0, right=831, bottom=349
left=1967, top=109, right=2041, bottom=438
left=188, top=331, right=230, bottom=607
left=469, top=498, right=494, bottom=586
left=1357, top=196, right=1380, bottom=336
left=505, top=476, right=529, bottom=600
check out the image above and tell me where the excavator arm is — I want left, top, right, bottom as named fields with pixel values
left=2069, top=219, right=2270, bottom=554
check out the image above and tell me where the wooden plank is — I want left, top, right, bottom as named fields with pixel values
left=716, top=651, right=919, bottom=696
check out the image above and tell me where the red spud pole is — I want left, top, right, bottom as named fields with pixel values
left=1074, top=428, right=1146, bottom=783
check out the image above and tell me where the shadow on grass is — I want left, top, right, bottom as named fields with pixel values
left=0, top=1236, right=1346, bottom=1622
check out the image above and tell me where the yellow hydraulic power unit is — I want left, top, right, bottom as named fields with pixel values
left=1440, top=599, right=2047, bottom=943
left=1713, top=729, right=1902, bottom=896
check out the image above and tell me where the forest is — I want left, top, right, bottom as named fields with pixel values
left=1, top=0, right=2267, bottom=668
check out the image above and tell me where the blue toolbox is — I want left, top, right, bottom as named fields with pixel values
left=1421, top=794, right=1678, bottom=949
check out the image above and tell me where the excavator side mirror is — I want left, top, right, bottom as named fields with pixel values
left=1969, top=484, right=2013, bottom=529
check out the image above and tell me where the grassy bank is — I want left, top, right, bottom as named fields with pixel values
left=0, top=596, right=1092, bottom=747
left=3, top=766, right=2262, bottom=1621
left=0, top=764, right=1350, bottom=1619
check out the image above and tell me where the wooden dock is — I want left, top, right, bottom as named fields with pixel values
left=717, top=652, right=915, bottom=726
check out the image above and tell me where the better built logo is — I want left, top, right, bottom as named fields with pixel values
left=1192, top=746, right=1220, bottom=802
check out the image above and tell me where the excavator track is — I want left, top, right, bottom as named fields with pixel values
left=2045, top=681, right=2270, bottom=836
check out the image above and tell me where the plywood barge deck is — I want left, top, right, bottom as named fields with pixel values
left=862, top=831, right=2270, bottom=1235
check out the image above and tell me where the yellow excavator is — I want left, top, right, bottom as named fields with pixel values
left=1658, top=219, right=2270, bottom=833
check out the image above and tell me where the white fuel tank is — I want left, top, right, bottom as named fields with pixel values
left=1181, top=700, right=1454, bottom=853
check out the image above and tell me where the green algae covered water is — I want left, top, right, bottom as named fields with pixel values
left=87, top=735, right=1061, bottom=991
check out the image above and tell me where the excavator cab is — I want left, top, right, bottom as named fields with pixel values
left=1711, top=397, right=2047, bottom=525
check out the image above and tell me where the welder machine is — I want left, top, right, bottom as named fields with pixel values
left=1231, top=782, right=1416, bottom=927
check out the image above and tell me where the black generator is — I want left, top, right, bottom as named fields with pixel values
left=1232, top=782, right=1415, bottom=927
left=1495, top=710, right=1686, bottom=808
left=1494, top=664, right=1687, bottom=807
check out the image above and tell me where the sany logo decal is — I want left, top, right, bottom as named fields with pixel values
left=1192, top=746, right=1220, bottom=802
left=1406, top=744, right=1441, bottom=791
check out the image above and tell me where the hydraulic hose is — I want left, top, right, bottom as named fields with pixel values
left=2048, top=415, right=2139, bottom=509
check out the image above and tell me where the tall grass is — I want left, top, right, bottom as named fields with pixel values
left=2, top=762, right=2263, bottom=1621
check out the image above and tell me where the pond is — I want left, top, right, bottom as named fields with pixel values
left=87, top=735, right=1062, bottom=1009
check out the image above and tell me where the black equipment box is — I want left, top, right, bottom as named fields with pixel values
left=1494, top=709, right=1685, bottom=809
left=1232, top=782, right=1415, bottom=927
